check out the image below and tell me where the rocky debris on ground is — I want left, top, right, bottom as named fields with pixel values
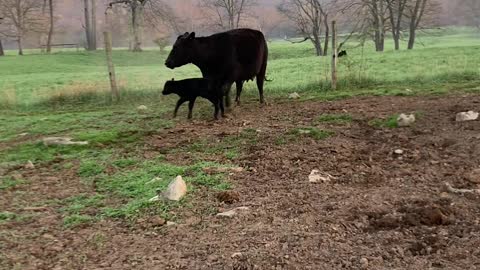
left=24, top=161, right=35, bottom=169
left=455, top=111, right=479, bottom=122
left=203, top=167, right=244, bottom=174
left=444, top=182, right=480, bottom=195
left=150, top=176, right=187, bottom=202
left=216, top=191, right=240, bottom=204
left=216, top=207, right=249, bottom=218
left=397, top=113, right=416, bottom=127
left=137, top=105, right=148, bottom=113
left=308, top=169, right=334, bottom=183
left=288, top=92, right=300, bottom=99
left=42, top=137, right=89, bottom=146
left=18, top=133, right=29, bottom=137
left=465, top=168, right=480, bottom=184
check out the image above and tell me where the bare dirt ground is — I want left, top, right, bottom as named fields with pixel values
left=2, top=94, right=480, bottom=270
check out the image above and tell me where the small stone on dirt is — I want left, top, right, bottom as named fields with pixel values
left=216, top=207, right=249, bottom=218
left=162, top=175, right=187, bottom=201
left=465, top=168, right=480, bottom=184
left=288, top=92, right=300, bottom=99
left=166, top=221, right=176, bottom=226
left=394, top=149, right=404, bottom=155
left=42, top=137, right=89, bottom=146
left=25, top=160, right=35, bottom=169
left=360, top=258, right=369, bottom=269
left=137, top=105, right=148, bottom=113
left=18, top=133, right=29, bottom=137
left=216, top=191, right=240, bottom=204
left=397, top=113, right=416, bottom=127
left=309, top=169, right=334, bottom=183
left=455, top=111, right=479, bottom=122
left=150, top=217, right=166, bottom=227
left=231, top=252, right=243, bottom=258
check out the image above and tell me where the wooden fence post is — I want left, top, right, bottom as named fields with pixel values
left=104, top=31, right=119, bottom=102
left=331, top=20, right=337, bottom=91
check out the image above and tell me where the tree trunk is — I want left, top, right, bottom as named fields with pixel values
left=91, top=0, right=97, bottom=50
left=312, top=35, right=323, bottom=56
left=131, top=4, right=142, bottom=52
left=84, top=0, right=93, bottom=50
left=331, top=20, right=337, bottom=91
left=18, top=38, right=24, bottom=56
left=0, top=40, right=4, bottom=56
left=46, top=0, right=54, bottom=53
left=408, top=25, right=416, bottom=49
left=40, top=0, right=47, bottom=52
left=323, top=15, right=329, bottom=56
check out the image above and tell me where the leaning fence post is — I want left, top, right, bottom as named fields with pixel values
left=104, top=31, right=119, bottom=102
left=331, top=20, right=338, bottom=91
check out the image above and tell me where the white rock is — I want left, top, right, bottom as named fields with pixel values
left=146, top=177, right=162, bottom=185
left=394, top=149, right=404, bottom=155
left=231, top=252, right=243, bottom=258
left=148, top=195, right=160, bottom=202
left=309, top=169, right=334, bottom=183
left=166, top=221, right=176, bottom=226
left=397, top=113, right=416, bottom=127
left=18, top=133, right=29, bottom=137
left=216, top=207, right=250, bottom=218
left=137, top=105, right=148, bottom=113
left=456, top=111, right=479, bottom=122
left=162, top=175, right=187, bottom=201
left=42, top=137, right=89, bottom=146
left=25, top=160, right=35, bottom=169
left=288, top=92, right=301, bottom=99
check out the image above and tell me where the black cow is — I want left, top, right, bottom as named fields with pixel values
left=338, top=50, right=347, bottom=58
left=162, top=78, right=225, bottom=120
left=165, top=28, right=268, bottom=107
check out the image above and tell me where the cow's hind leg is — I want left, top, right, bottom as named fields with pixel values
left=223, top=82, right=233, bottom=110
left=257, top=69, right=266, bottom=105
left=235, top=80, right=244, bottom=106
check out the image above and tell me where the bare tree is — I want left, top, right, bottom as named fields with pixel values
left=0, top=0, right=45, bottom=55
left=46, top=0, right=54, bottom=53
left=84, top=0, right=96, bottom=50
left=278, top=0, right=330, bottom=56
left=386, top=0, right=407, bottom=50
left=0, top=17, right=4, bottom=56
left=406, top=0, right=439, bottom=49
left=200, top=0, right=257, bottom=30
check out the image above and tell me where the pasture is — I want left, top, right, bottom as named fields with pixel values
left=1, top=28, right=480, bottom=269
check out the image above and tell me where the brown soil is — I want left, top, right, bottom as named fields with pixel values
left=2, top=94, right=480, bottom=270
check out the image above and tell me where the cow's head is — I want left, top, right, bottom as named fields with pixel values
left=165, top=32, right=196, bottom=69
left=162, top=78, right=176, bottom=95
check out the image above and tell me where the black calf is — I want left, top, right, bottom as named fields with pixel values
left=162, top=78, right=225, bottom=120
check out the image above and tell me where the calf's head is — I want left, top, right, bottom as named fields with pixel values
left=165, top=32, right=196, bottom=69
left=162, top=79, right=176, bottom=95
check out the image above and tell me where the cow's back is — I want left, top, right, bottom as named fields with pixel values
left=207, top=29, right=267, bottom=81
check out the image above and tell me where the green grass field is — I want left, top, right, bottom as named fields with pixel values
left=1, top=27, right=479, bottom=226
left=1, top=27, right=479, bottom=110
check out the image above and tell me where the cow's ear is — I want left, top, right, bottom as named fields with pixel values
left=188, top=32, right=195, bottom=40
left=171, top=78, right=175, bottom=81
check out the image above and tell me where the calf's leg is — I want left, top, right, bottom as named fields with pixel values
left=187, top=98, right=196, bottom=119
left=173, top=98, right=187, bottom=118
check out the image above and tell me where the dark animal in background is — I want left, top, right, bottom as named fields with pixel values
left=338, top=50, right=347, bottom=58
left=162, top=78, right=225, bottom=120
left=165, top=28, right=269, bottom=107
